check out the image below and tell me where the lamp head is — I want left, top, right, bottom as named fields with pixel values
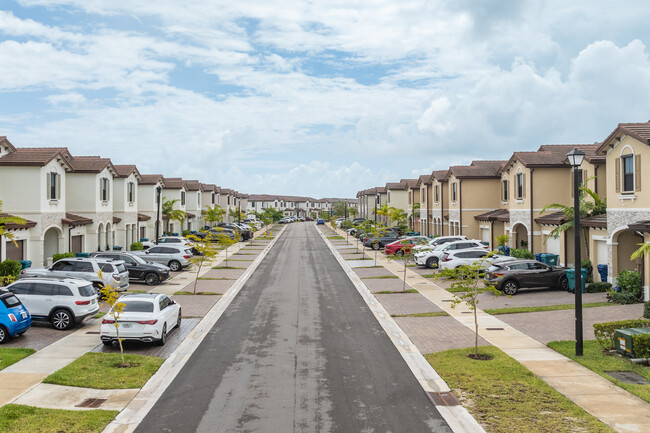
left=566, top=148, right=586, bottom=167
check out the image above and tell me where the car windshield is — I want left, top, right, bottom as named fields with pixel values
left=487, top=265, right=502, bottom=273
left=120, top=300, right=154, bottom=313
left=131, top=255, right=147, bottom=265
left=78, top=284, right=95, bottom=297
left=433, top=244, right=447, bottom=251
left=1, top=294, right=21, bottom=308
left=116, top=263, right=127, bottom=273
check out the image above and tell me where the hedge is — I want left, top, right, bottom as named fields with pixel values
left=586, top=282, right=612, bottom=293
left=510, top=248, right=534, bottom=259
left=631, top=333, right=650, bottom=359
left=130, top=242, right=144, bottom=251
left=644, top=302, right=650, bottom=320
left=52, top=252, right=75, bottom=263
left=0, top=260, right=21, bottom=278
left=594, top=319, right=650, bottom=349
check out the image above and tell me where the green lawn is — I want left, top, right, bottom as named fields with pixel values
left=484, top=302, right=613, bottom=315
left=0, top=348, right=35, bottom=371
left=198, top=277, right=234, bottom=280
left=174, top=291, right=221, bottom=296
left=548, top=340, right=650, bottom=403
left=425, top=346, right=613, bottom=433
left=391, top=312, right=448, bottom=318
left=362, top=275, right=399, bottom=279
left=93, top=312, right=106, bottom=319
left=212, top=265, right=245, bottom=270
left=375, top=289, right=419, bottom=294
left=44, top=352, right=164, bottom=389
left=0, top=405, right=118, bottom=433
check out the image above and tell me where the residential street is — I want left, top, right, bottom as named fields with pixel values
left=134, top=222, right=452, bottom=433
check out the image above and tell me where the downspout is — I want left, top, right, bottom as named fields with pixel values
left=459, top=180, right=463, bottom=236
left=441, top=182, right=445, bottom=236
left=426, top=185, right=430, bottom=236
left=529, top=169, right=534, bottom=253
left=594, top=165, right=599, bottom=196
left=490, top=220, right=494, bottom=250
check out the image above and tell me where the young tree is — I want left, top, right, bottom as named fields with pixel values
left=203, top=205, right=225, bottom=227
left=410, top=202, right=421, bottom=230
left=387, top=239, right=418, bottom=292
left=0, top=201, right=26, bottom=244
left=435, top=256, right=503, bottom=359
left=228, top=208, right=245, bottom=222
left=375, top=204, right=391, bottom=225
left=162, top=198, right=187, bottom=234
left=389, top=207, right=408, bottom=231
left=348, top=207, right=358, bottom=218
left=186, top=232, right=219, bottom=294
left=216, top=231, right=238, bottom=267
left=99, top=275, right=127, bottom=366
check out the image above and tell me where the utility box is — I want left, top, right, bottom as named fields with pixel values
left=615, top=327, right=650, bottom=357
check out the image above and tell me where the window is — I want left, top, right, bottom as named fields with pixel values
left=32, top=283, right=54, bottom=296
left=211, top=192, right=215, bottom=204
left=148, top=247, right=163, bottom=254
left=47, top=172, right=60, bottom=200
left=181, top=191, right=186, bottom=206
left=74, top=262, right=94, bottom=272
left=387, top=192, right=391, bottom=203
left=8, top=283, right=32, bottom=295
left=622, top=155, right=634, bottom=192
left=127, top=182, right=135, bottom=203
left=502, top=179, right=508, bottom=201
left=408, top=191, right=412, bottom=204
left=421, top=189, right=424, bottom=202
left=57, top=286, right=73, bottom=297
left=516, top=173, right=524, bottom=199
left=100, top=177, right=110, bottom=202
left=451, top=182, right=457, bottom=202
left=100, top=263, right=114, bottom=273
left=122, top=301, right=154, bottom=313
left=52, top=261, right=74, bottom=271
left=434, top=185, right=439, bottom=202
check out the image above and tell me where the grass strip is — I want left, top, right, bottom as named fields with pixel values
left=212, top=266, right=245, bottom=270
left=174, top=291, right=222, bottom=296
left=93, top=312, right=107, bottom=319
left=44, top=352, right=164, bottom=389
left=421, top=274, right=437, bottom=278
left=198, top=277, right=235, bottom=280
left=548, top=339, right=650, bottom=403
left=484, top=302, right=613, bottom=315
left=375, top=289, right=419, bottom=294
left=0, top=348, right=35, bottom=370
left=391, top=312, right=449, bottom=318
left=362, top=275, right=399, bottom=279
left=354, top=265, right=383, bottom=269
left=425, top=346, right=614, bottom=433
left=126, top=290, right=147, bottom=294
left=327, top=236, right=345, bottom=239
left=0, top=404, right=118, bottom=433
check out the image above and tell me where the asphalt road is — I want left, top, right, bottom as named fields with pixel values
left=135, top=223, right=452, bottom=433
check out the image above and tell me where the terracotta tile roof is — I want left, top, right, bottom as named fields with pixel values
left=184, top=180, right=202, bottom=191
left=139, top=174, right=165, bottom=185
left=62, top=213, right=93, bottom=227
left=448, top=160, right=505, bottom=179
left=376, top=187, right=387, bottom=193
left=386, top=182, right=406, bottom=190
left=201, top=183, right=218, bottom=192
left=162, top=177, right=186, bottom=189
left=597, top=121, right=650, bottom=153
left=504, top=144, right=599, bottom=170
left=113, top=164, right=141, bottom=179
left=138, top=213, right=151, bottom=221
left=628, top=219, right=650, bottom=232
left=401, top=178, right=419, bottom=189
left=431, top=170, right=449, bottom=181
left=495, top=210, right=510, bottom=222
left=69, top=156, right=116, bottom=174
left=186, top=212, right=196, bottom=219
left=0, top=213, right=37, bottom=230
left=417, top=174, right=432, bottom=185
left=474, top=209, right=509, bottom=222
left=0, top=147, right=72, bottom=169
left=535, top=211, right=568, bottom=226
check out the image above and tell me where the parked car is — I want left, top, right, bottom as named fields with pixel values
left=352, top=218, right=366, bottom=224
left=0, top=290, right=31, bottom=343
left=131, top=245, right=194, bottom=272
left=243, top=219, right=262, bottom=230
left=191, top=228, right=236, bottom=241
left=384, top=236, right=430, bottom=255
left=20, top=257, right=130, bottom=293
left=411, top=235, right=468, bottom=253
left=142, top=236, right=194, bottom=249
left=484, top=259, right=569, bottom=295
left=218, top=223, right=250, bottom=240
left=100, top=293, right=181, bottom=346
left=414, top=239, right=487, bottom=269
left=316, top=219, right=325, bottom=225
left=334, top=217, right=346, bottom=227
left=4, top=278, right=98, bottom=330
left=438, top=248, right=512, bottom=270
left=362, top=230, right=399, bottom=250
left=90, top=252, right=170, bottom=286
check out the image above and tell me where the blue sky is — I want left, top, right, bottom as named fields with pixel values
left=2, top=1, right=650, bottom=198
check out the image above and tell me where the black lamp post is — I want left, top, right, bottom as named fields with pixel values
left=374, top=194, right=379, bottom=222
left=238, top=198, right=241, bottom=223
left=345, top=200, right=348, bottom=220
left=155, top=185, right=162, bottom=245
left=567, top=148, right=586, bottom=356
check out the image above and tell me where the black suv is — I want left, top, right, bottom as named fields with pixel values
left=90, top=252, right=170, bottom=286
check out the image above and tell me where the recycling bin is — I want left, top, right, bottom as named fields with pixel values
left=596, top=264, right=608, bottom=282
left=18, top=260, right=32, bottom=270
left=565, top=268, right=588, bottom=293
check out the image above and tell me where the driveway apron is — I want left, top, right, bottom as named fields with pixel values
left=135, top=223, right=451, bottom=433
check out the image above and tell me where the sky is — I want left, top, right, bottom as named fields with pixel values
left=2, top=1, right=650, bottom=198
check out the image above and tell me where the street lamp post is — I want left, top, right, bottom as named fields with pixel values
left=238, top=198, right=241, bottom=223
left=155, top=185, right=162, bottom=245
left=345, top=200, right=348, bottom=220
left=567, top=148, right=586, bottom=356
left=374, top=194, right=378, bottom=222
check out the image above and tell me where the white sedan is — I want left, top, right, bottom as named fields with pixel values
left=100, top=293, right=181, bottom=346
left=438, top=248, right=513, bottom=270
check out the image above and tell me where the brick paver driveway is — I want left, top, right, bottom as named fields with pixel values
left=375, top=293, right=443, bottom=315
left=395, top=316, right=488, bottom=354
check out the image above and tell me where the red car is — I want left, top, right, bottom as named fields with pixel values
left=384, top=236, right=429, bottom=256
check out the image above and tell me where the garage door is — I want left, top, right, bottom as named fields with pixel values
left=481, top=228, right=490, bottom=243
left=595, top=240, right=608, bottom=266
left=71, top=235, right=83, bottom=254
left=6, top=240, right=24, bottom=261
left=546, top=235, right=561, bottom=255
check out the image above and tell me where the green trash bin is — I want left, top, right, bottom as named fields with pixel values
left=75, top=253, right=90, bottom=258
left=540, top=253, right=560, bottom=266
left=565, top=268, right=588, bottom=293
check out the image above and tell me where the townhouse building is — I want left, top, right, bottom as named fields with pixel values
left=137, top=174, right=164, bottom=242
left=113, top=165, right=141, bottom=250
left=161, top=177, right=187, bottom=234
left=417, top=175, right=433, bottom=236
left=403, top=179, right=419, bottom=229
left=429, top=170, right=449, bottom=236
left=183, top=180, right=204, bottom=231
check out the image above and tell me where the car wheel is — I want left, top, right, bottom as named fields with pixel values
left=102, top=340, right=113, bottom=346
left=371, top=242, right=381, bottom=250
left=168, top=260, right=182, bottom=272
left=51, top=309, right=73, bottom=330
left=501, top=280, right=519, bottom=296
left=144, top=272, right=160, bottom=286
left=176, top=311, right=182, bottom=329
left=157, top=324, right=167, bottom=346
left=397, top=250, right=405, bottom=256
left=0, top=326, right=8, bottom=344
left=558, top=275, right=569, bottom=291
left=425, top=257, right=438, bottom=269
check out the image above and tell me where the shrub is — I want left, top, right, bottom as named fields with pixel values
left=586, top=281, right=612, bottom=293
left=593, top=319, right=650, bottom=349
left=340, top=220, right=353, bottom=229
left=631, top=333, right=650, bottom=359
left=182, top=230, right=191, bottom=237
left=581, top=259, right=593, bottom=284
left=644, top=301, right=650, bottom=320
left=130, top=241, right=144, bottom=251
left=510, top=248, right=534, bottom=259
left=52, top=252, right=74, bottom=263
left=610, top=270, right=643, bottom=304
left=0, top=259, right=21, bottom=278
left=0, top=275, right=17, bottom=286
left=496, top=234, right=509, bottom=248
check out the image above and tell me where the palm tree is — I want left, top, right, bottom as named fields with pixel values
left=631, top=242, right=650, bottom=261
left=162, top=198, right=186, bottom=234
left=390, top=207, right=408, bottom=230
left=540, top=179, right=606, bottom=259
left=203, top=205, right=225, bottom=227
left=375, top=204, right=391, bottom=225
left=410, top=202, right=421, bottom=230
left=0, top=201, right=26, bottom=245
left=349, top=207, right=358, bottom=218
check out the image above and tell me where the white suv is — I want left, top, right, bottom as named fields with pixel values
left=414, top=239, right=487, bottom=269
left=4, top=278, right=99, bottom=330
left=411, top=235, right=468, bottom=254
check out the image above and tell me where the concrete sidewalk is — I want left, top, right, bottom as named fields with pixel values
left=330, top=224, right=650, bottom=433
left=0, top=226, right=277, bottom=412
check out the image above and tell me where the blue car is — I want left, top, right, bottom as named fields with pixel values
left=0, top=290, right=31, bottom=344
left=316, top=218, right=325, bottom=225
